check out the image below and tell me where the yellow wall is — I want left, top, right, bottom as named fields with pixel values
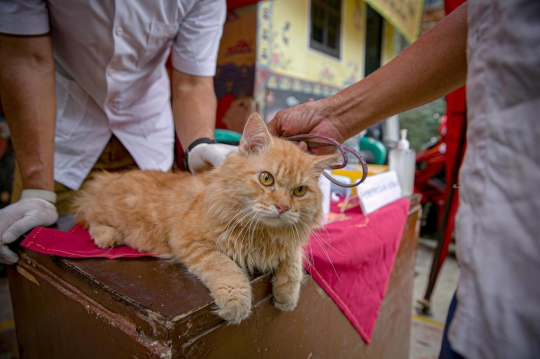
left=264, top=0, right=401, bottom=89
left=381, top=20, right=396, bottom=66
left=267, top=0, right=365, bottom=89
left=254, top=0, right=404, bottom=118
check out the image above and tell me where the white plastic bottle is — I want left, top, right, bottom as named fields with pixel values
left=343, top=133, right=361, bottom=164
left=389, top=129, right=416, bottom=197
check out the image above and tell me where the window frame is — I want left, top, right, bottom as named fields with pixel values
left=309, top=0, right=342, bottom=59
left=364, top=4, right=383, bottom=77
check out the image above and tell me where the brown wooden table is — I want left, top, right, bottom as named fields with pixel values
left=8, top=195, right=420, bottom=359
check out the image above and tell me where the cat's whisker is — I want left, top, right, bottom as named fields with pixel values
left=311, top=236, right=341, bottom=282
left=221, top=207, right=252, bottom=234
left=286, top=226, right=293, bottom=242
left=310, top=228, right=344, bottom=257
left=247, top=211, right=262, bottom=241
left=221, top=204, right=254, bottom=253
left=221, top=208, right=255, bottom=244
left=307, top=241, right=315, bottom=271
left=290, top=223, right=315, bottom=273
left=297, top=232, right=314, bottom=272
left=299, top=225, right=315, bottom=271
left=233, top=209, right=260, bottom=255
left=236, top=210, right=256, bottom=240
left=290, top=222, right=303, bottom=247
left=249, top=213, right=264, bottom=255
left=241, top=215, right=258, bottom=251
left=297, top=219, right=327, bottom=248
left=303, top=246, right=314, bottom=273
left=244, top=211, right=265, bottom=274
left=216, top=210, right=248, bottom=244
left=298, top=213, right=344, bottom=257
left=297, top=219, right=341, bottom=282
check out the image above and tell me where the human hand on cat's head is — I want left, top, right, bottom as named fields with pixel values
left=188, top=143, right=238, bottom=174
left=267, top=98, right=349, bottom=155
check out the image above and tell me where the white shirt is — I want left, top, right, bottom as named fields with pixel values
left=0, top=0, right=226, bottom=189
left=449, top=0, right=540, bottom=357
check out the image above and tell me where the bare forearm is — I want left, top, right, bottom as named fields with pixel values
left=0, top=34, right=56, bottom=191
left=172, top=71, right=216, bottom=149
left=329, top=2, right=468, bottom=137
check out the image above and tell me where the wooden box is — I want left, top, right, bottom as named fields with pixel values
left=8, top=196, right=420, bottom=358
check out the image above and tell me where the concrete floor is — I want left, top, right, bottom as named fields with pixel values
left=0, top=241, right=459, bottom=359
left=409, top=240, right=460, bottom=359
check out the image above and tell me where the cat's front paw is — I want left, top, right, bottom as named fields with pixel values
left=272, top=285, right=300, bottom=312
left=89, top=223, right=123, bottom=248
left=213, top=285, right=252, bottom=324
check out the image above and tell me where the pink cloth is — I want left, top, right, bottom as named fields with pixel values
left=22, top=224, right=151, bottom=259
left=21, top=197, right=410, bottom=343
left=304, top=198, right=410, bottom=343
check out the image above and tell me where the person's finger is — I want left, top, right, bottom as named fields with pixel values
left=266, top=116, right=281, bottom=137
left=188, top=144, right=239, bottom=174
left=0, top=206, right=20, bottom=235
left=298, top=141, right=309, bottom=152
left=2, top=215, right=44, bottom=244
left=220, top=144, right=239, bottom=157
left=0, top=244, right=18, bottom=264
left=267, top=124, right=279, bottom=137
left=204, top=150, right=226, bottom=168
left=309, top=145, right=340, bottom=156
left=0, top=199, right=58, bottom=243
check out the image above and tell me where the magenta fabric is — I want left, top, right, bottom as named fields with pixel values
left=21, top=197, right=410, bottom=343
left=22, top=224, right=152, bottom=259
left=303, top=198, right=410, bottom=343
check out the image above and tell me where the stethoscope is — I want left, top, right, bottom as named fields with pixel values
left=285, top=134, right=368, bottom=188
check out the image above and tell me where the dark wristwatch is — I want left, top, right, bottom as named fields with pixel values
left=182, top=138, right=215, bottom=172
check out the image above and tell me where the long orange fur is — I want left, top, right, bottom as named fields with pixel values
left=72, top=113, right=337, bottom=323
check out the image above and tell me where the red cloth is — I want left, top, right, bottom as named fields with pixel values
left=305, top=198, right=410, bottom=343
left=21, top=198, right=410, bottom=343
left=22, top=225, right=151, bottom=259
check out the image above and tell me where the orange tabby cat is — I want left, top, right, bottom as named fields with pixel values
left=72, top=113, right=337, bottom=324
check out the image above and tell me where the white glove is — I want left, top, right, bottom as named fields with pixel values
left=0, top=190, right=58, bottom=264
left=187, top=143, right=238, bottom=174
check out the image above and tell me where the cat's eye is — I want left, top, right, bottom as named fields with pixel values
left=293, top=186, right=306, bottom=197
left=259, top=172, right=274, bottom=186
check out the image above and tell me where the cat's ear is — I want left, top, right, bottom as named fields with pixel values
left=312, top=153, right=341, bottom=174
left=239, top=112, right=273, bottom=154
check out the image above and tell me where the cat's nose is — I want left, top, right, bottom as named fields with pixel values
left=275, top=204, right=289, bottom=214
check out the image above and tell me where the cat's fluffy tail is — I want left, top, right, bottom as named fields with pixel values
left=71, top=171, right=122, bottom=227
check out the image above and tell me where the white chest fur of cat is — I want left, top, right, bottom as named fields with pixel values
left=72, top=113, right=338, bottom=323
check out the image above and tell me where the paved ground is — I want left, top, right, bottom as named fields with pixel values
left=409, top=240, right=460, bottom=359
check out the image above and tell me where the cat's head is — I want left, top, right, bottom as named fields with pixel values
left=207, top=113, right=338, bottom=234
